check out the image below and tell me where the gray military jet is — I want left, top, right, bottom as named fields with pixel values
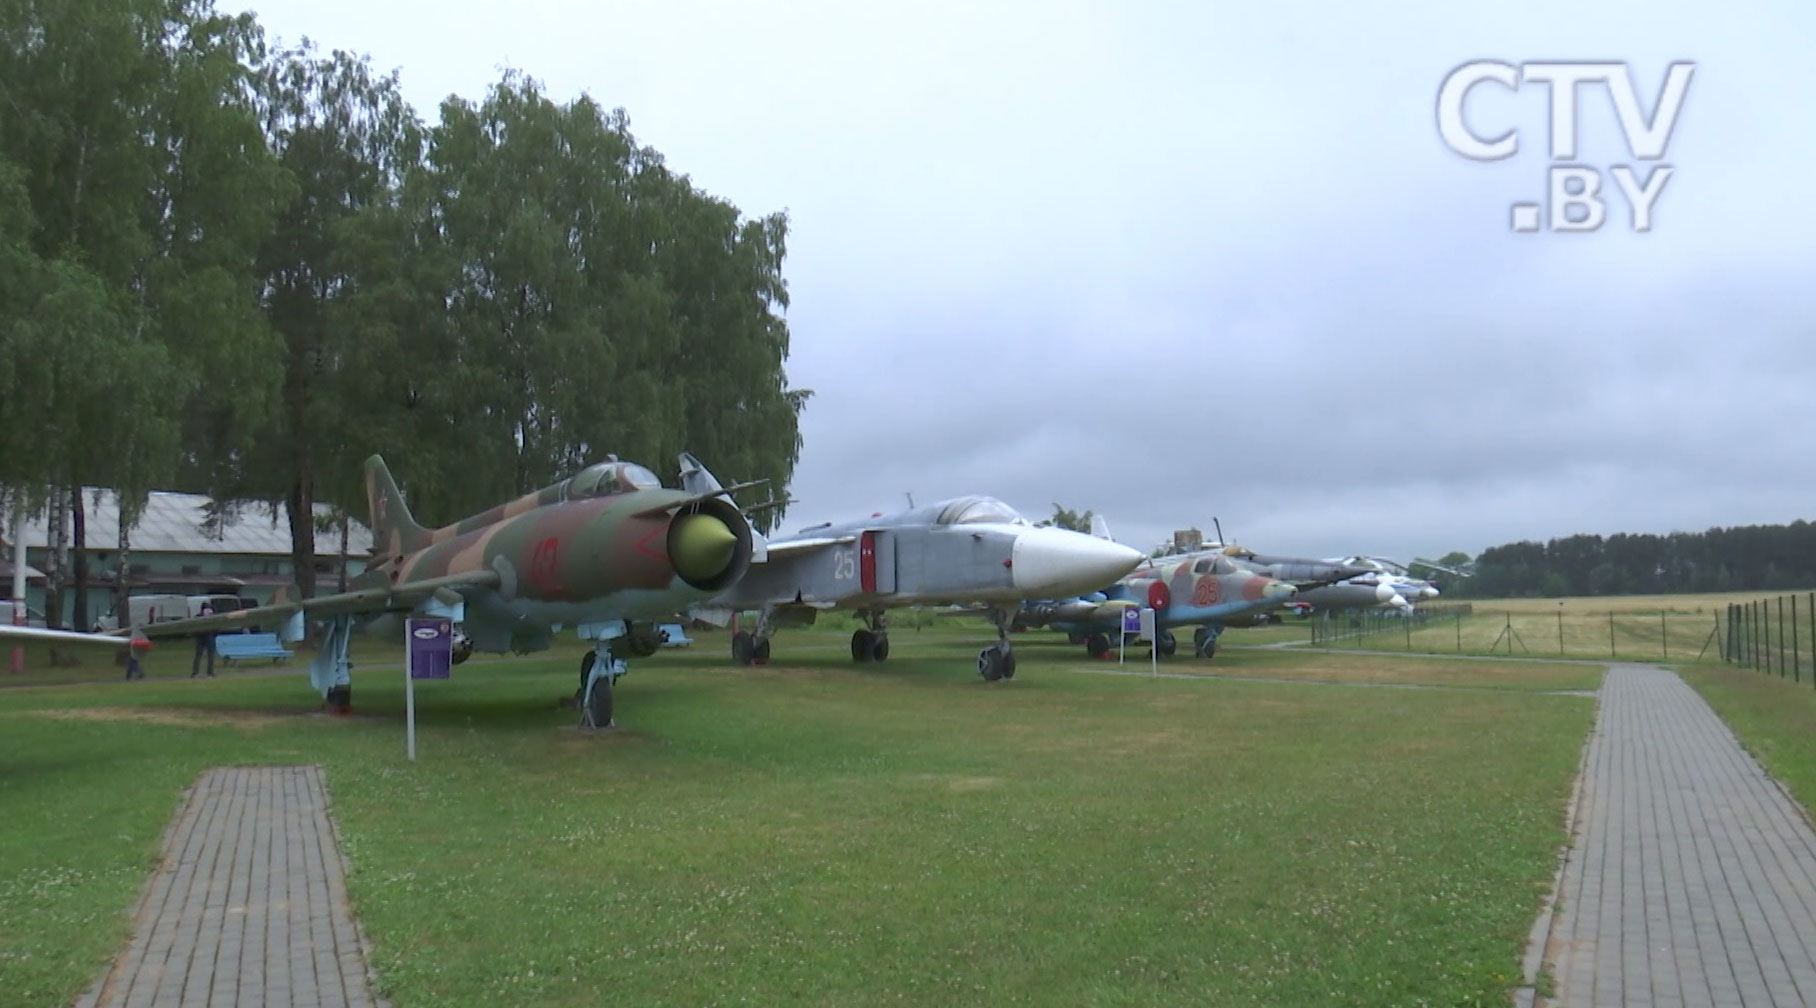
left=680, top=454, right=1143, bottom=681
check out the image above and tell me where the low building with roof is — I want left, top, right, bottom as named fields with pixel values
left=6, top=490, right=372, bottom=625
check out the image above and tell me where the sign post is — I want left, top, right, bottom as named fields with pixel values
left=405, top=618, right=453, bottom=760
left=1139, top=608, right=1159, bottom=678
left=1120, top=606, right=1140, bottom=664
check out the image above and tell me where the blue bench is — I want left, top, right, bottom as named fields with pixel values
left=214, top=632, right=294, bottom=663
left=658, top=623, right=694, bottom=647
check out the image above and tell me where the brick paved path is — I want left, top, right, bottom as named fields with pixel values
left=1541, top=664, right=1816, bottom=1007
left=76, top=766, right=383, bottom=1008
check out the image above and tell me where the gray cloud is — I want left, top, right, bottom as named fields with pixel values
left=250, top=0, right=1816, bottom=561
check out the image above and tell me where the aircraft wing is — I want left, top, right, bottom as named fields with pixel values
left=0, top=624, right=150, bottom=649
left=133, top=570, right=503, bottom=639
left=762, top=535, right=857, bottom=558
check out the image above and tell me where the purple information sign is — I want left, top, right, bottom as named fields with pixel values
left=407, top=618, right=453, bottom=680
left=1121, top=606, right=1142, bottom=634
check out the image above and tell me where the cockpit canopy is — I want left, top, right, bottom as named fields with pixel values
left=568, top=461, right=663, bottom=498
left=1191, top=555, right=1243, bottom=576
left=935, top=496, right=1025, bottom=526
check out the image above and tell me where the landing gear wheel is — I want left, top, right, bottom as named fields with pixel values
left=584, top=675, right=614, bottom=728
left=1085, top=632, right=1112, bottom=659
left=1156, top=629, right=1177, bottom=658
left=978, top=647, right=1005, bottom=681
left=1193, top=627, right=1219, bottom=659
left=1000, top=650, right=1017, bottom=679
left=323, top=684, right=352, bottom=715
left=869, top=633, right=889, bottom=662
left=753, top=638, right=770, bottom=663
left=852, top=629, right=875, bottom=662
left=732, top=631, right=756, bottom=666
left=581, top=651, right=596, bottom=689
left=451, top=628, right=473, bottom=665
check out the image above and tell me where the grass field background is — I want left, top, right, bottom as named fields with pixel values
left=0, top=625, right=1594, bottom=1007
left=1307, top=590, right=1815, bottom=665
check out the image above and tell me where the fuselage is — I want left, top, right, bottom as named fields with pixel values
left=1045, top=550, right=1296, bottom=635
left=369, top=461, right=751, bottom=653
left=715, top=496, right=1143, bottom=610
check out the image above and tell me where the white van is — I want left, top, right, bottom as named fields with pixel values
left=93, top=594, right=192, bottom=631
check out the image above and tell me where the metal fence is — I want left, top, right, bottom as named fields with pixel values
left=1720, top=593, right=1815, bottom=684
left=1311, top=602, right=1729, bottom=663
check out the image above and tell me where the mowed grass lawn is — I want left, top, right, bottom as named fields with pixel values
left=1, top=629, right=1594, bottom=1007
left=1680, top=662, right=1816, bottom=820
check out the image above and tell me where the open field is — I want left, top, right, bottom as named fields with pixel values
left=1679, top=662, right=1816, bottom=821
left=0, top=627, right=1595, bottom=1007
left=1306, top=590, right=1816, bottom=664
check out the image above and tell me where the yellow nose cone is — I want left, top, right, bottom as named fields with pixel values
left=670, top=513, right=739, bottom=583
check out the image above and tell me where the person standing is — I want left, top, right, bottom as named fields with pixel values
left=191, top=602, right=216, bottom=677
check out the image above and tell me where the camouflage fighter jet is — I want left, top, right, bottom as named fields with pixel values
left=1025, top=550, right=1298, bottom=659
left=679, top=454, right=1143, bottom=681
left=116, top=454, right=756, bottom=727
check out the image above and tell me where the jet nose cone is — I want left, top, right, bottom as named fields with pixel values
left=669, top=512, right=739, bottom=585
left=1011, top=528, right=1144, bottom=596
left=1263, top=579, right=1296, bottom=599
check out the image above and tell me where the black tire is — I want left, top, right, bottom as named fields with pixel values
left=978, top=648, right=1004, bottom=682
left=451, top=630, right=474, bottom=665
left=585, top=674, right=614, bottom=727
left=1085, top=632, right=1111, bottom=659
left=753, top=637, right=770, bottom=662
left=580, top=651, right=597, bottom=689
left=870, top=634, right=889, bottom=662
left=1157, top=629, right=1177, bottom=658
left=851, top=629, right=874, bottom=662
left=1001, top=650, right=1017, bottom=679
left=731, top=631, right=755, bottom=666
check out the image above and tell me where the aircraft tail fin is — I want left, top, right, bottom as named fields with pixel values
left=364, top=455, right=432, bottom=558
left=678, top=452, right=726, bottom=496
left=1089, top=514, right=1115, bottom=542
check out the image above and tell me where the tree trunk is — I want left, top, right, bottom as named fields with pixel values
left=288, top=477, right=316, bottom=599
left=115, top=492, right=131, bottom=630
left=44, top=484, right=66, bottom=630
left=71, top=493, right=87, bottom=631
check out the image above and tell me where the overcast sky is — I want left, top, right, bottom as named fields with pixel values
left=249, top=0, right=1816, bottom=561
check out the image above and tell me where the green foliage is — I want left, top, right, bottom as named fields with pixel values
left=1037, top=502, right=1094, bottom=533
left=1462, top=521, right=1816, bottom=599
left=0, top=2, right=808, bottom=586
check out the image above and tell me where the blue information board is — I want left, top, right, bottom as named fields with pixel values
left=407, top=618, right=453, bottom=680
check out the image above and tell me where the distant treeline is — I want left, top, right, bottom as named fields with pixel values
left=1447, top=521, right=1816, bottom=598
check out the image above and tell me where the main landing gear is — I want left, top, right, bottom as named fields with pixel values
left=1193, top=624, right=1224, bottom=659
left=731, top=608, right=776, bottom=666
left=849, top=610, right=889, bottom=663
left=578, top=635, right=628, bottom=729
left=978, top=607, right=1018, bottom=682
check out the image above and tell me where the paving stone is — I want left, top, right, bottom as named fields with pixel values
left=78, top=767, right=386, bottom=1008
left=1540, top=665, right=1816, bottom=1007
